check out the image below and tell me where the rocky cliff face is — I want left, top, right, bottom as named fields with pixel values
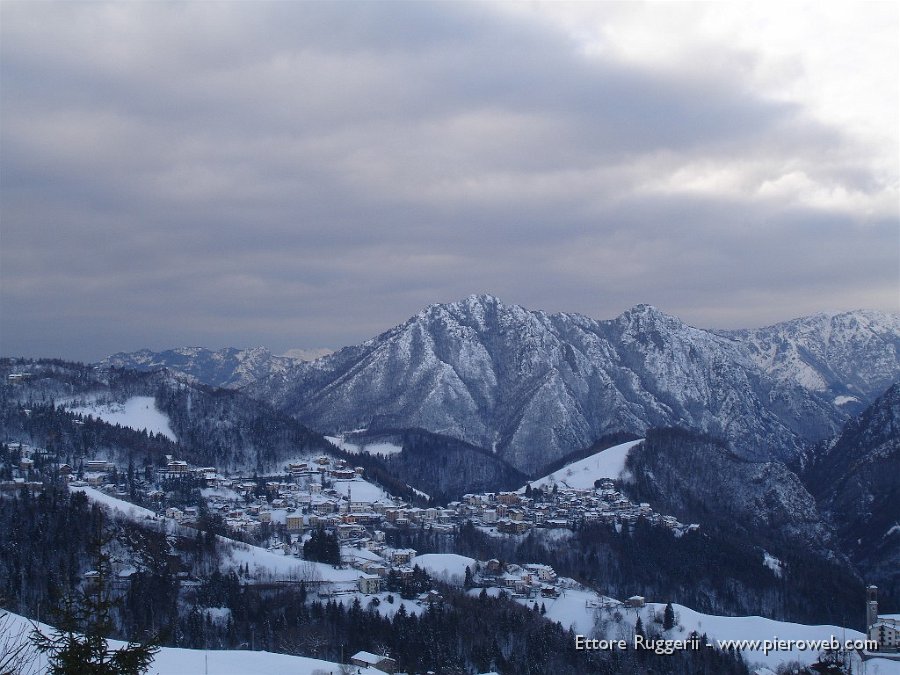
left=719, top=311, right=900, bottom=410
left=248, top=296, right=897, bottom=472
left=804, top=384, right=900, bottom=607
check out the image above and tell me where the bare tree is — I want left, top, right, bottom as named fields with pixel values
left=0, top=606, right=39, bottom=675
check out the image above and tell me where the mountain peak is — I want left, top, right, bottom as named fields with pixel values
left=618, top=303, right=682, bottom=327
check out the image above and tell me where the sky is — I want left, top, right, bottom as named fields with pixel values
left=1, top=1, right=898, bottom=362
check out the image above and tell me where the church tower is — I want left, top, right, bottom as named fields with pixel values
left=867, top=585, right=879, bottom=630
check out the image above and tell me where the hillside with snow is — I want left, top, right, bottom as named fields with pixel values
left=527, top=439, right=644, bottom=490
left=1, top=609, right=376, bottom=675
left=68, top=396, right=177, bottom=441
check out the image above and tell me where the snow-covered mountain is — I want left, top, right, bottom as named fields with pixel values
left=101, top=346, right=297, bottom=389
left=804, top=383, right=900, bottom=608
left=250, top=296, right=898, bottom=473
left=719, top=310, right=900, bottom=409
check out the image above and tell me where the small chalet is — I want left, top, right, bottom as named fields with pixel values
left=350, top=651, right=397, bottom=674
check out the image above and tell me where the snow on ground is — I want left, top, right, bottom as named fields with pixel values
left=201, top=486, right=244, bottom=501
left=2, top=609, right=381, bottom=675
left=834, top=395, right=860, bottom=405
left=224, top=543, right=361, bottom=584
left=361, top=442, right=403, bottom=456
left=483, top=585, right=883, bottom=671
left=325, top=435, right=403, bottom=456
left=593, top=600, right=873, bottom=670
left=70, top=485, right=158, bottom=521
left=411, top=554, right=475, bottom=585
left=763, top=551, right=783, bottom=578
left=334, top=591, right=422, bottom=620
left=658, top=602, right=868, bottom=669
left=409, top=485, right=430, bottom=500
left=864, top=659, right=900, bottom=674
left=330, top=478, right=389, bottom=502
left=342, top=546, right=384, bottom=564
left=67, top=483, right=361, bottom=587
left=68, top=396, right=177, bottom=442
left=526, top=439, right=644, bottom=490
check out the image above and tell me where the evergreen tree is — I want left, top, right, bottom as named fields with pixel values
left=30, top=513, right=159, bottom=674
left=663, top=601, right=676, bottom=631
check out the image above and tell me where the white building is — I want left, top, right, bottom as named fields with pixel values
left=867, top=585, right=900, bottom=652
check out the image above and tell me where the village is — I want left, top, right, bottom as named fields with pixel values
left=4, top=439, right=900, bottom=672
left=2, top=440, right=696, bottom=603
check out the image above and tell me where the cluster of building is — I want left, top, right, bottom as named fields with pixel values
left=457, top=479, right=693, bottom=535
left=4, top=441, right=695, bottom=546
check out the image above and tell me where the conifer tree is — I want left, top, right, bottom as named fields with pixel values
left=30, top=512, right=159, bottom=674
left=634, top=616, right=645, bottom=639
left=663, top=602, right=676, bottom=631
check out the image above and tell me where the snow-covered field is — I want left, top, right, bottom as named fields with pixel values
left=411, top=553, right=475, bottom=584
left=1, top=610, right=381, bottom=675
left=69, top=485, right=158, bottom=521
left=330, top=478, right=389, bottom=502
left=68, top=396, right=177, bottom=442
left=507, top=587, right=898, bottom=672
left=526, top=439, right=644, bottom=490
left=325, top=435, right=403, bottom=456
left=225, top=544, right=360, bottom=584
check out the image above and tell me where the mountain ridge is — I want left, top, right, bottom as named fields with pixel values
left=247, top=297, right=898, bottom=472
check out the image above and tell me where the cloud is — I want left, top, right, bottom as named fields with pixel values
left=1, top=1, right=896, bottom=361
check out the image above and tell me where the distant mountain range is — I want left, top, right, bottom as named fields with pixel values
left=100, top=296, right=900, bottom=474
left=102, top=346, right=298, bottom=389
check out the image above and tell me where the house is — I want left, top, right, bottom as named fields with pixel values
left=626, top=595, right=645, bottom=608
left=350, top=651, right=397, bottom=674
left=285, top=512, right=304, bottom=531
left=357, top=574, right=381, bottom=594
left=388, top=548, right=417, bottom=565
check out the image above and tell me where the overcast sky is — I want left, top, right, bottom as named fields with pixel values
left=1, top=1, right=897, bottom=362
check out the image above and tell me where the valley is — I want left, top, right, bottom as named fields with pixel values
left=1, top=300, right=898, bottom=674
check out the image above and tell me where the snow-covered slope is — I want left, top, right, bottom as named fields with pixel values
left=1, top=609, right=372, bottom=675
left=410, top=553, right=476, bottom=583
left=538, top=592, right=889, bottom=672
left=251, top=296, right=896, bottom=472
left=527, top=439, right=644, bottom=490
left=67, top=396, right=177, bottom=441
left=325, top=434, right=403, bottom=456
left=720, top=310, right=900, bottom=406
